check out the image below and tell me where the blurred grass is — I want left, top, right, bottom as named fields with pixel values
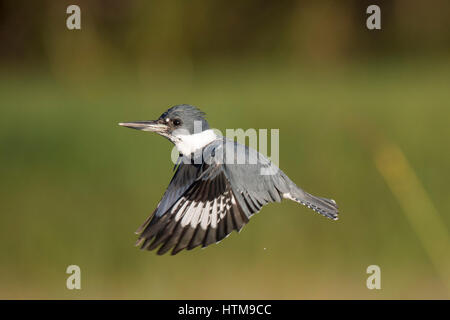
left=0, top=58, right=449, bottom=299
left=375, top=142, right=450, bottom=291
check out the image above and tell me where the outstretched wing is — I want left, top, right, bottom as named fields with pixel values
left=136, top=159, right=252, bottom=255
left=135, top=137, right=336, bottom=256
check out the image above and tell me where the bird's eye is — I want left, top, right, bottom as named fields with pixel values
left=172, top=119, right=181, bottom=126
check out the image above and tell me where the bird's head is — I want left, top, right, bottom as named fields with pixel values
left=119, top=104, right=210, bottom=142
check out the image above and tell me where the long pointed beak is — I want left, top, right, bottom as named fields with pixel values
left=118, top=120, right=168, bottom=133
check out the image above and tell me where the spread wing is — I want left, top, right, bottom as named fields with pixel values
left=136, top=158, right=253, bottom=255
left=135, top=138, right=314, bottom=255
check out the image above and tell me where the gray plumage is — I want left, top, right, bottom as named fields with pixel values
left=120, top=105, right=339, bottom=255
left=161, top=104, right=210, bottom=134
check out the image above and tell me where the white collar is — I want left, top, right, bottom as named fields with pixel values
left=173, top=129, right=217, bottom=155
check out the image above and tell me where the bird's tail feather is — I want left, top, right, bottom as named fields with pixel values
left=288, top=191, right=339, bottom=220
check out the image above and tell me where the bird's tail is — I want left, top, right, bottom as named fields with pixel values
left=287, top=190, right=339, bottom=220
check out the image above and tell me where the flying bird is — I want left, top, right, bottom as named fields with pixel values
left=119, top=105, right=338, bottom=255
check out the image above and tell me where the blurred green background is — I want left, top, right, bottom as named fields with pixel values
left=0, top=0, right=449, bottom=299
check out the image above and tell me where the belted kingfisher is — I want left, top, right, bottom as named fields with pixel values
left=119, top=104, right=338, bottom=255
